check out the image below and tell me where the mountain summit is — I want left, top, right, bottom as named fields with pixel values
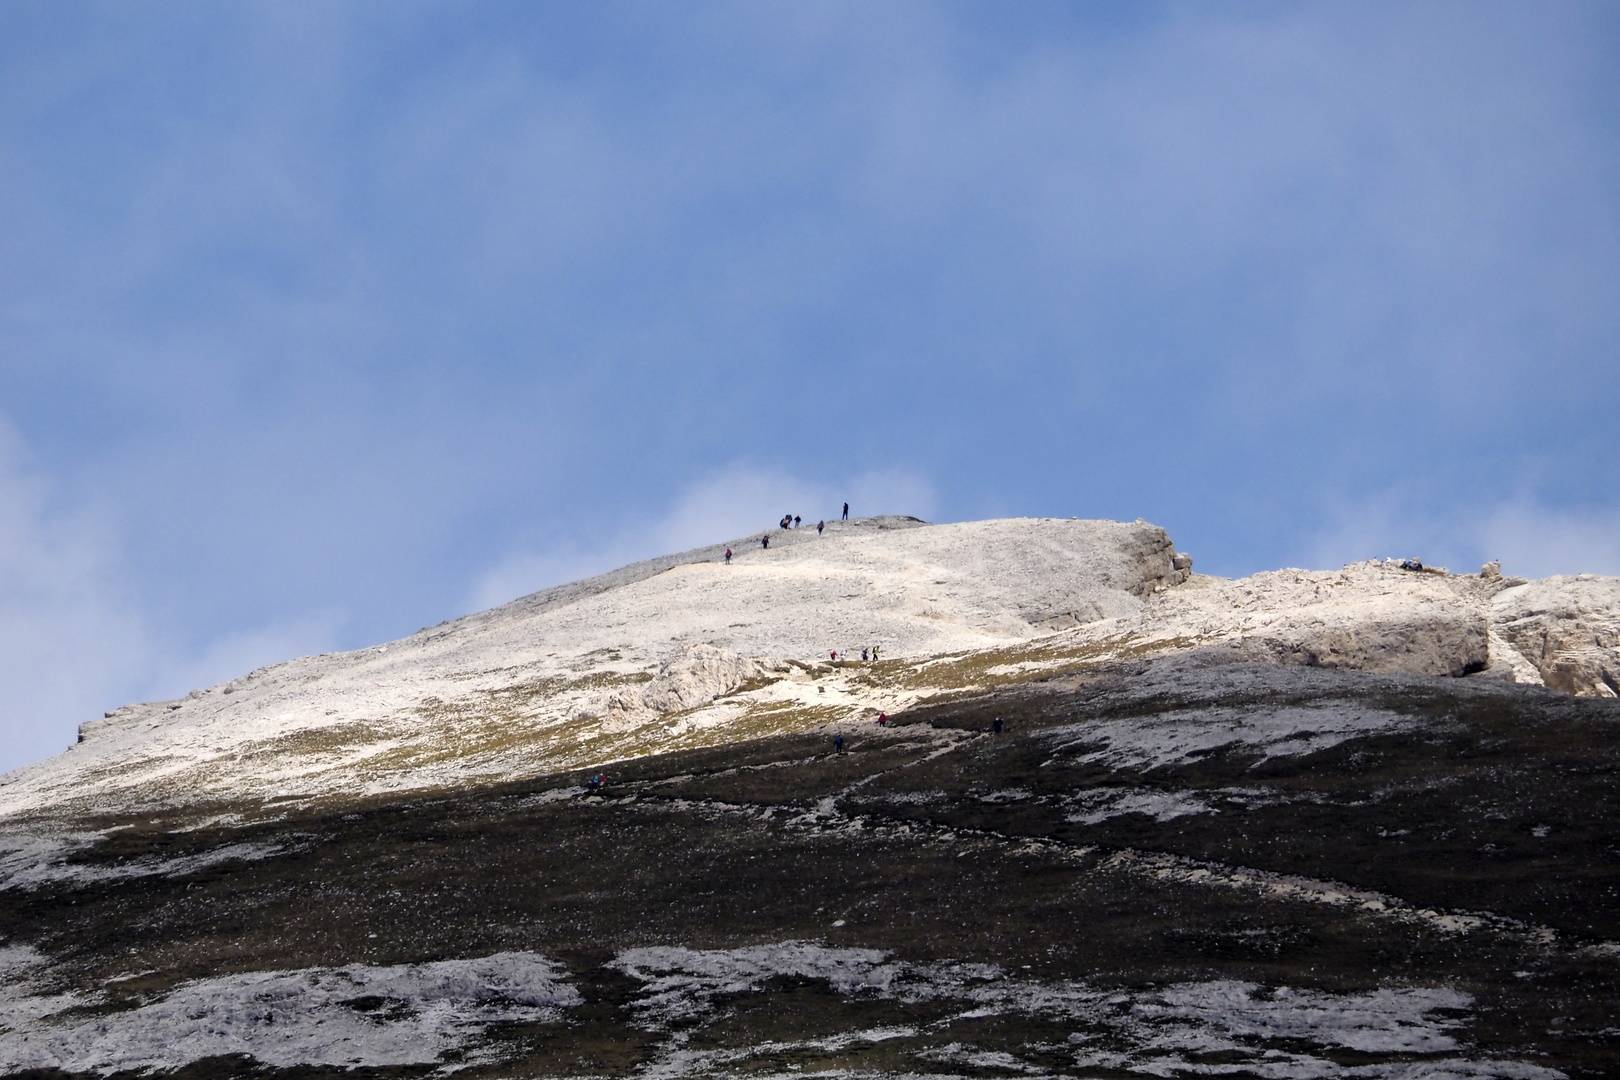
left=4, top=516, right=1615, bottom=820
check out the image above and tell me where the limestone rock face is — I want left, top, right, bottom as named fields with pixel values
left=1130, top=563, right=1491, bottom=678
left=642, top=643, right=772, bottom=713
left=968, top=518, right=1178, bottom=626
left=605, top=644, right=774, bottom=728
left=1491, top=576, right=1620, bottom=697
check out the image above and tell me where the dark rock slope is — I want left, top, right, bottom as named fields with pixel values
left=1, top=659, right=1617, bottom=1078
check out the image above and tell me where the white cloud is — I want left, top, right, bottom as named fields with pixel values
left=0, top=428, right=150, bottom=772
left=0, top=426, right=346, bottom=776
left=467, top=463, right=937, bottom=611
left=1303, top=488, right=1620, bottom=579
left=1302, top=489, right=1441, bottom=570
left=1478, top=501, right=1620, bottom=579
left=142, top=613, right=344, bottom=706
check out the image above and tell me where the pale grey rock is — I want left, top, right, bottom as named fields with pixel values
left=0, top=949, right=578, bottom=1073
left=1478, top=627, right=1546, bottom=687
left=1132, top=563, right=1492, bottom=678
left=1492, top=576, right=1620, bottom=697
left=605, top=644, right=772, bottom=729
left=6, top=519, right=1618, bottom=820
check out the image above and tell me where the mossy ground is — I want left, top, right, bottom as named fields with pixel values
left=3, top=663, right=1618, bottom=1077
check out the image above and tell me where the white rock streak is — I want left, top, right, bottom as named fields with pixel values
left=0, top=831, right=284, bottom=891
left=1045, top=703, right=1410, bottom=773
left=0, top=948, right=578, bottom=1074
left=609, top=943, right=1560, bottom=1080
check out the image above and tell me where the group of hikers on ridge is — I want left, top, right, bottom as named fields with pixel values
left=720, top=503, right=853, bottom=562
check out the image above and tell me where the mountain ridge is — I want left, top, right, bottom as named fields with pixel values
left=2, top=515, right=1615, bottom=823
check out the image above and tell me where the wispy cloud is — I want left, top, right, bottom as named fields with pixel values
left=0, top=425, right=343, bottom=775
left=0, top=427, right=149, bottom=770
left=1478, top=501, right=1620, bottom=579
left=1304, top=488, right=1620, bottom=579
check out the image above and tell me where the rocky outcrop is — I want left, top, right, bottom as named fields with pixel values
left=603, top=644, right=776, bottom=729
left=1140, top=563, right=1492, bottom=678
left=1227, top=604, right=1489, bottom=677
left=1001, top=518, right=1186, bottom=629
left=1491, top=576, right=1620, bottom=697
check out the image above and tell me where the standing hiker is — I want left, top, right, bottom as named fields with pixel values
left=834, top=734, right=844, bottom=753
left=842, top=502, right=849, bottom=520
left=794, top=515, right=801, bottom=528
left=861, top=647, right=868, bottom=661
left=817, top=520, right=824, bottom=535
left=762, top=535, right=770, bottom=550
left=992, top=717, right=1003, bottom=734
left=724, top=548, right=732, bottom=564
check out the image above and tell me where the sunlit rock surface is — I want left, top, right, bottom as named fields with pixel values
left=6, top=516, right=1614, bottom=822
left=1492, top=575, right=1620, bottom=696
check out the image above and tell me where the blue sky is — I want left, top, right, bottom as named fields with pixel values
left=2, top=1, right=1617, bottom=771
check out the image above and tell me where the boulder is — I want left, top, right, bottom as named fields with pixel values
left=605, top=644, right=775, bottom=726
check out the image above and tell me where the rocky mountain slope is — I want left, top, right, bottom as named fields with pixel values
left=4, top=517, right=1614, bottom=823
left=1, top=516, right=1617, bottom=1079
